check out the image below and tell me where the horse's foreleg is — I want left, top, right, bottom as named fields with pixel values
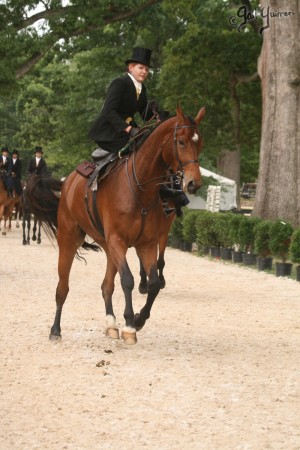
left=50, top=239, right=78, bottom=340
left=108, top=240, right=136, bottom=344
left=101, top=254, right=119, bottom=339
left=134, top=248, right=161, bottom=331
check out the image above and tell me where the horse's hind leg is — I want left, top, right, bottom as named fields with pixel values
left=101, top=254, right=119, bottom=339
left=134, top=246, right=161, bottom=332
left=138, top=256, right=148, bottom=294
left=37, top=221, right=41, bottom=244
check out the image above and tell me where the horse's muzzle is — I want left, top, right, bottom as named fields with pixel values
left=186, top=179, right=201, bottom=194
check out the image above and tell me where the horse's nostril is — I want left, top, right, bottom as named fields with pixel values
left=187, top=180, right=196, bottom=194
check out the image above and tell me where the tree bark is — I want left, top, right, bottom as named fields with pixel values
left=253, top=0, right=300, bottom=226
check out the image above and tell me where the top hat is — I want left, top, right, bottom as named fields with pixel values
left=1, top=146, right=9, bottom=152
left=12, top=149, right=19, bottom=156
left=125, top=47, right=152, bottom=67
left=35, top=146, right=43, bottom=153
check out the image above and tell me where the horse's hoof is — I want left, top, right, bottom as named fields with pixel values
left=160, top=279, right=166, bottom=289
left=134, top=313, right=144, bottom=332
left=49, top=333, right=62, bottom=341
left=105, top=327, right=119, bottom=339
left=121, top=328, right=137, bottom=345
left=32, top=236, right=36, bottom=241
left=138, top=283, right=148, bottom=294
left=2, top=232, right=6, bottom=236
left=37, top=239, right=41, bottom=244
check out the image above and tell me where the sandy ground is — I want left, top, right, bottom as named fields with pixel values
left=1, top=223, right=300, bottom=450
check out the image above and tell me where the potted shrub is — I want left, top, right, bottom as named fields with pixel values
left=238, top=216, right=262, bottom=265
left=269, top=220, right=294, bottom=277
left=289, top=227, right=300, bottom=281
left=215, top=213, right=234, bottom=260
left=228, top=214, right=245, bottom=263
left=195, top=210, right=220, bottom=256
left=254, top=220, right=273, bottom=271
left=169, top=215, right=184, bottom=249
left=182, top=210, right=199, bottom=252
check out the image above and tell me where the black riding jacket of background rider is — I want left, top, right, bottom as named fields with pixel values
left=88, top=74, right=153, bottom=152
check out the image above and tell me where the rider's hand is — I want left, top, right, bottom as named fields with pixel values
left=129, top=127, right=140, bottom=138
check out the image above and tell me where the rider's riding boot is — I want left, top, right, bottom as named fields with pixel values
left=159, top=185, right=190, bottom=207
left=8, top=189, right=13, bottom=198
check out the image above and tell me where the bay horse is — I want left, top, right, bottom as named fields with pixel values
left=25, top=105, right=205, bottom=344
left=0, top=171, right=21, bottom=236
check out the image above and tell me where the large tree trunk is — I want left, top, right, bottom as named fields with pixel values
left=253, top=0, right=300, bottom=226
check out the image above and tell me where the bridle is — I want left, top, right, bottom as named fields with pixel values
left=126, top=120, right=200, bottom=208
left=173, top=123, right=200, bottom=173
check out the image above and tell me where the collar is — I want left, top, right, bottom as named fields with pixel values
left=128, top=73, right=142, bottom=93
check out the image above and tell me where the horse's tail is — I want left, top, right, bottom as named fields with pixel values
left=25, top=174, right=62, bottom=240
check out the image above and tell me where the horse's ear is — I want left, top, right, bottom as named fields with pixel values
left=176, top=103, right=185, bottom=125
left=195, top=107, right=206, bottom=125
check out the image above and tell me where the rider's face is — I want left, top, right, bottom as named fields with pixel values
left=129, top=63, right=149, bottom=83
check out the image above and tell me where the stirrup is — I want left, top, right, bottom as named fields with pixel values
left=163, top=207, right=176, bottom=217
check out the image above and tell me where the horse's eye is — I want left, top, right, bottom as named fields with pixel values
left=178, top=139, right=185, bottom=147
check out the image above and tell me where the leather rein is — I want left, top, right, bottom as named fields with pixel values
left=125, top=122, right=199, bottom=243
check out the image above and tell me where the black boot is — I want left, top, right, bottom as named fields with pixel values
left=159, top=185, right=190, bottom=207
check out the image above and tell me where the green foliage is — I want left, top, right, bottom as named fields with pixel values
left=253, top=220, right=273, bottom=258
left=289, top=228, right=300, bottom=264
left=182, top=211, right=199, bottom=244
left=269, top=220, right=294, bottom=263
left=195, top=210, right=220, bottom=249
left=238, top=216, right=262, bottom=253
left=0, top=0, right=262, bottom=182
left=227, top=213, right=244, bottom=251
left=214, top=212, right=235, bottom=248
left=169, top=215, right=184, bottom=244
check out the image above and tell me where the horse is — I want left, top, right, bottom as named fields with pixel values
left=25, top=105, right=205, bottom=345
left=0, top=171, right=21, bottom=236
left=21, top=187, right=42, bottom=245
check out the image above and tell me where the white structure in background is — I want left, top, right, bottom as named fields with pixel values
left=186, top=167, right=237, bottom=212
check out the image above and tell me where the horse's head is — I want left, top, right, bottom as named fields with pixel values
left=162, top=105, right=205, bottom=194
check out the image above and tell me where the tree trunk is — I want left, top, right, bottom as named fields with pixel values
left=253, top=0, right=300, bottom=226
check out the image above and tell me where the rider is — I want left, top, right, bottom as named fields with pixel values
left=88, top=47, right=189, bottom=216
left=11, top=149, right=23, bottom=196
left=0, top=146, right=14, bottom=197
left=27, top=146, right=48, bottom=177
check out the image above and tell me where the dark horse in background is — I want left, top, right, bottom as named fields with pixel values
left=25, top=105, right=205, bottom=345
left=21, top=187, right=42, bottom=245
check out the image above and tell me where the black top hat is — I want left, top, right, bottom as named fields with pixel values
left=125, top=47, right=152, bottom=67
left=1, top=146, right=9, bottom=152
left=12, top=149, right=19, bottom=156
left=35, top=146, right=43, bottom=153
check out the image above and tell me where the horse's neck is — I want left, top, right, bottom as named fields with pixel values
left=134, top=124, right=171, bottom=180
